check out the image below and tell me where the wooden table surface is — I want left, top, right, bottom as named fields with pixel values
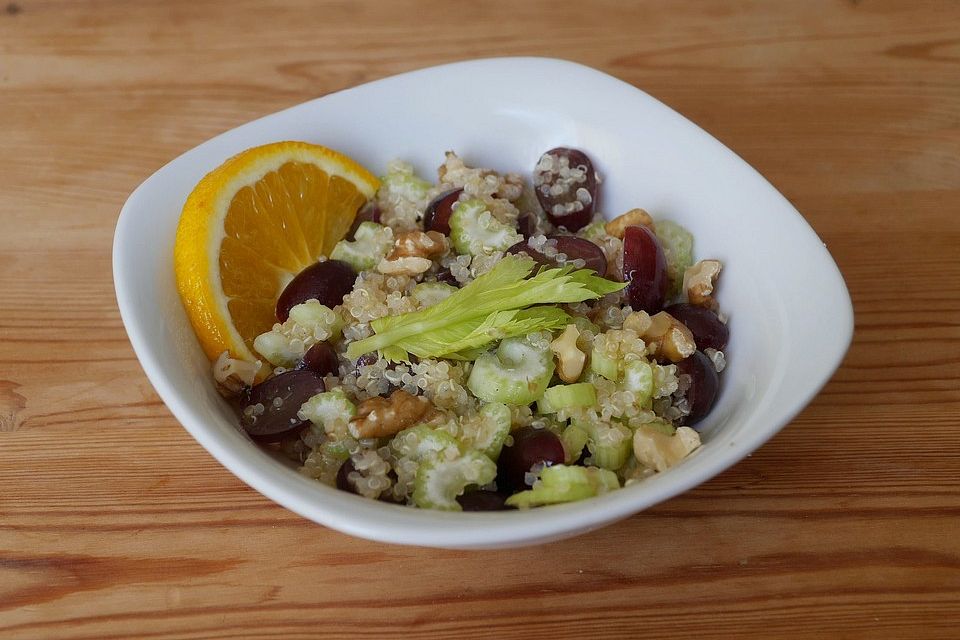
left=2, top=1, right=959, bottom=637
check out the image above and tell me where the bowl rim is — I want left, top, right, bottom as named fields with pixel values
left=113, top=56, right=854, bottom=548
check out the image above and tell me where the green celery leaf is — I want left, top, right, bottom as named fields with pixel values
left=345, top=255, right=626, bottom=361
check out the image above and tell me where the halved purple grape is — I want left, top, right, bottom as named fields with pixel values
left=676, top=350, right=719, bottom=427
left=533, top=148, right=597, bottom=232
left=623, top=225, right=668, bottom=313
left=240, top=370, right=325, bottom=442
left=496, top=426, right=566, bottom=492
left=297, top=341, right=339, bottom=377
left=507, top=235, right=607, bottom=277
left=346, top=202, right=381, bottom=241
left=664, top=303, right=729, bottom=352
left=423, top=188, right=463, bottom=235
left=276, top=260, right=356, bottom=322
left=457, top=490, right=511, bottom=511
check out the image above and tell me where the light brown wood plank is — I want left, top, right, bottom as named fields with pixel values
left=1, top=0, right=959, bottom=637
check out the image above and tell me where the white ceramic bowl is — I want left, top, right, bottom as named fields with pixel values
left=113, top=58, right=853, bottom=549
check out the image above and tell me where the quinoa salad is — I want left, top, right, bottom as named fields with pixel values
left=213, top=148, right=728, bottom=511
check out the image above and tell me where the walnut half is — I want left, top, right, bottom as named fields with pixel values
left=349, top=390, right=442, bottom=439
left=633, top=424, right=701, bottom=472
left=212, top=351, right=261, bottom=398
left=376, top=255, right=432, bottom=276
left=641, top=311, right=696, bottom=363
left=377, top=230, right=449, bottom=276
left=683, top=259, right=722, bottom=309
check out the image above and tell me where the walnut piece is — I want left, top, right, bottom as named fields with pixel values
left=377, top=230, right=448, bottom=276
left=550, top=324, right=586, bottom=383
left=349, top=390, right=441, bottom=439
left=641, top=311, right=696, bottom=363
left=604, top=208, right=654, bottom=239
left=391, top=230, right=448, bottom=259
left=376, top=255, right=432, bottom=276
left=212, top=351, right=261, bottom=398
left=633, top=425, right=701, bottom=472
left=683, top=259, right=722, bottom=308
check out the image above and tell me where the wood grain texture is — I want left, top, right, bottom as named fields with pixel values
left=1, top=0, right=959, bottom=637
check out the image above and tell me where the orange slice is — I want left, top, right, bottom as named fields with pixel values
left=174, top=141, right=379, bottom=366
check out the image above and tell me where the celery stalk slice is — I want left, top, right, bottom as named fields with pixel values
left=537, top=383, right=597, bottom=414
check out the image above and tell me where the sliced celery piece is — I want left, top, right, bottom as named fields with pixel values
left=391, top=424, right=460, bottom=461
left=560, top=424, right=589, bottom=464
left=586, top=438, right=633, bottom=471
left=589, top=344, right=619, bottom=381
left=581, top=420, right=634, bottom=471
left=412, top=451, right=497, bottom=511
left=297, top=389, right=356, bottom=433
left=466, top=336, right=554, bottom=405
left=330, top=221, right=393, bottom=272
left=464, top=402, right=512, bottom=461
left=505, top=465, right=620, bottom=508
left=449, top=198, right=522, bottom=256
left=622, top=359, right=654, bottom=404
left=537, top=383, right=597, bottom=414
left=380, top=170, right=432, bottom=203
left=319, top=438, right=351, bottom=462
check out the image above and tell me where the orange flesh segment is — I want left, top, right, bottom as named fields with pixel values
left=218, top=161, right=367, bottom=353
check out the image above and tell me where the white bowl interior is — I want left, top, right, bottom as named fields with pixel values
left=114, top=58, right=852, bottom=548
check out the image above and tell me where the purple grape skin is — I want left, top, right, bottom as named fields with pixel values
left=664, top=303, right=729, bottom=352
left=345, top=202, right=381, bottom=240
left=497, top=426, right=566, bottom=492
left=336, top=459, right=359, bottom=494
left=517, top=212, right=538, bottom=239
left=457, top=490, right=512, bottom=511
left=240, top=370, right=325, bottom=442
left=275, top=260, right=356, bottom=322
left=354, top=352, right=378, bottom=377
left=378, top=474, right=405, bottom=504
left=676, top=350, right=720, bottom=427
left=296, top=341, right=339, bottom=377
left=423, top=188, right=463, bottom=235
left=622, top=225, right=668, bottom=313
left=350, top=353, right=410, bottom=394
left=434, top=268, right=460, bottom=287
left=533, top=148, right=597, bottom=232
left=507, top=235, right=607, bottom=277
